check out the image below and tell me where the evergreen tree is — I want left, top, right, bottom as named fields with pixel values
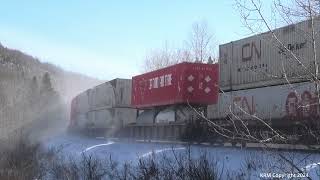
left=41, top=72, right=53, bottom=94
left=31, top=76, right=38, bottom=91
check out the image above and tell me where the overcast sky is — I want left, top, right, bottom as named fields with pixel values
left=0, top=0, right=271, bottom=80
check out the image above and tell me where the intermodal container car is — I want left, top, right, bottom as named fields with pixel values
left=208, top=81, right=319, bottom=125
left=131, top=62, right=219, bottom=108
left=220, top=18, right=319, bottom=91
left=69, top=78, right=136, bottom=132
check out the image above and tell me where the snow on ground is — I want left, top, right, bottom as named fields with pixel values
left=44, top=134, right=320, bottom=179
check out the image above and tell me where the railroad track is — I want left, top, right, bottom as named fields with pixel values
left=104, top=137, right=320, bottom=152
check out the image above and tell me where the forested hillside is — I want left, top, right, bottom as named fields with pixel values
left=0, top=43, right=101, bottom=141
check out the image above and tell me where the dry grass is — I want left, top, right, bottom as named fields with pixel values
left=0, top=136, right=221, bottom=180
left=0, top=136, right=47, bottom=180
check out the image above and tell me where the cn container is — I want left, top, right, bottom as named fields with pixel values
left=220, top=18, right=319, bottom=91
left=208, top=81, right=318, bottom=125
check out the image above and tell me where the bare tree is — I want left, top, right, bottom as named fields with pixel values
left=274, top=0, right=320, bottom=114
left=142, top=42, right=177, bottom=72
left=141, top=21, right=217, bottom=72
left=186, top=20, right=216, bottom=63
left=183, top=0, right=320, bottom=178
left=231, top=0, right=320, bottom=140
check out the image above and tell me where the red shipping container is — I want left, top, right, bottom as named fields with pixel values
left=131, top=62, right=219, bottom=108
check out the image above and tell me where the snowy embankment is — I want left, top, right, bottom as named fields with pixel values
left=44, top=134, right=320, bottom=179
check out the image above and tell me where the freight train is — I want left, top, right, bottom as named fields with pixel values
left=69, top=18, right=320, bottom=144
left=69, top=62, right=219, bottom=140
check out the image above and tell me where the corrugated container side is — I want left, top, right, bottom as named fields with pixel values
left=155, top=110, right=175, bottom=123
left=175, top=106, right=199, bottom=122
left=153, top=106, right=199, bottom=123
left=69, top=98, right=77, bottom=127
left=88, top=108, right=136, bottom=129
left=75, top=91, right=90, bottom=114
left=109, top=79, right=132, bottom=107
left=181, top=63, right=219, bottom=104
left=220, top=19, right=320, bottom=90
left=207, top=92, right=232, bottom=119
left=71, top=79, right=135, bottom=132
left=90, top=82, right=115, bottom=108
left=132, top=64, right=181, bottom=108
left=88, top=109, right=115, bottom=128
left=208, top=81, right=318, bottom=122
left=219, top=43, right=232, bottom=91
left=132, top=62, right=219, bottom=108
left=115, top=108, right=137, bottom=126
left=136, top=110, right=156, bottom=124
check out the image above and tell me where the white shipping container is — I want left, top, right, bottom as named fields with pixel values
left=155, top=110, right=175, bottom=123
left=74, top=114, right=88, bottom=128
left=74, top=91, right=90, bottom=114
left=175, top=106, right=199, bottom=123
left=90, top=83, right=115, bottom=108
left=71, top=78, right=136, bottom=133
left=219, top=43, right=232, bottom=90
left=136, top=110, right=156, bottom=124
left=109, top=78, right=132, bottom=107
left=88, top=109, right=115, bottom=128
left=135, top=105, right=201, bottom=124
left=88, top=108, right=136, bottom=129
left=154, top=106, right=198, bottom=123
left=208, top=81, right=319, bottom=123
left=220, top=19, right=320, bottom=90
left=207, top=92, right=232, bottom=119
left=90, top=79, right=132, bottom=109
